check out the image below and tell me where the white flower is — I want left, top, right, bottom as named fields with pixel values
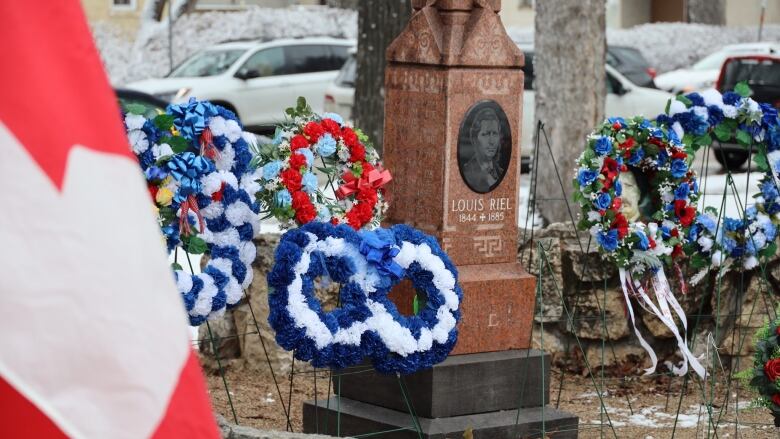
left=225, top=119, right=242, bottom=142
left=711, top=250, right=725, bottom=267
left=692, top=106, right=709, bottom=121
left=128, top=129, right=149, bottom=154
left=752, top=231, right=767, bottom=250
left=744, top=255, right=759, bottom=270
left=701, top=89, right=724, bottom=107
left=722, top=105, right=738, bottom=118
left=208, top=116, right=227, bottom=136
left=337, top=145, right=351, bottom=162
left=697, top=236, right=713, bottom=252
left=587, top=211, right=601, bottom=222
left=589, top=224, right=602, bottom=237
left=152, top=142, right=173, bottom=158
left=671, top=122, right=684, bottom=140
left=125, top=113, right=146, bottom=130
left=661, top=191, right=674, bottom=204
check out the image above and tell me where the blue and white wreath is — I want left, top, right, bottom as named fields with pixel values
left=125, top=98, right=262, bottom=326
left=267, top=221, right=462, bottom=374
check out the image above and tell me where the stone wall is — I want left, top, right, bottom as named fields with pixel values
left=519, top=222, right=779, bottom=373
left=201, top=224, right=779, bottom=376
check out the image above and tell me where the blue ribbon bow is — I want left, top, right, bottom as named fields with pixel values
left=167, top=152, right=215, bottom=201
left=168, top=97, right=218, bottom=141
left=358, top=229, right=404, bottom=279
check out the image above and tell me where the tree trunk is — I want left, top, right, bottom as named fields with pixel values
left=687, top=0, right=726, bottom=25
left=354, top=0, right=411, bottom=154
left=534, top=0, right=606, bottom=224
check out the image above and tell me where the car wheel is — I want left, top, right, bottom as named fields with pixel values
left=713, top=144, right=750, bottom=171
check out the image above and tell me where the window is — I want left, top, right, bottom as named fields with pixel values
left=329, top=45, right=350, bottom=70
left=521, top=52, right=534, bottom=90
left=111, top=0, right=136, bottom=10
left=236, top=47, right=286, bottom=79
left=168, top=49, right=246, bottom=78
left=283, top=45, right=335, bottom=75
left=335, top=54, right=356, bottom=87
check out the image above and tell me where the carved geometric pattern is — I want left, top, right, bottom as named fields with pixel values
left=473, top=235, right=503, bottom=257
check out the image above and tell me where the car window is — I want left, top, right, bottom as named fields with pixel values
left=330, top=45, right=350, bottom=70
left=609, top=47, right=649, bottom=68
left=521, top=51, right=534, bottom=90
left=336, top=54, right=356, bottom=86
left=606, top=51, right=620, bottom=67
left=169, top=49, right=246, bottom=78
left=720, top=58, right=780, bottom=104
left=284, top=45, right=336, bottom=74
left=237, top=47, right=286, bottom=78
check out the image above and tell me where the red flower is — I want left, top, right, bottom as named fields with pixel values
left=290, top=134, right=309, bottom=151
left=671, top=151, right=687, bottom=160
left=290, top=191, right=316, bottom=224
left=321, top=118, right=341, bottom=136
left=357, top=188, right=378, bottom=205
left=674, top=200, right=696, bottom=227
left=672, top=244, right=683, bottom=258
left=670, top=227, right=679, bottom=238
left=148, top=184, right=159, bottom=201
left=766, top=359, right=780, bottom=381
left=612, top=122, right=622, bottom=130
left=619, top=137, right=635, bottom=149
left=304, top=121, right=325, bottom=143
left=611, top=213, right=629, bottom=239
left=211, top=181, right=226, bottom=202
left=330, top=217, right=340, bottom=225
left=648, top=237, right=657, bottom=249
left=291, top=191, right=309, bottom=209
left=349, top=144, right=366, bottom=162
left=280, top=168, right=302, bottom=192
left=346, top=202, right=374, bottom=229
left=612, top=197, right=622, bottom=210
left=362, top=161, right=374, bottom=174
left=602, top=157, right=619, bottom=180
left=341, top=127, right=359, bottom=148
left=773, top=393, right=780, bottom=407
left=289, top=152, right=308, bottom=170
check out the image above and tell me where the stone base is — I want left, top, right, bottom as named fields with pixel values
left=334, top=350, right=549, bottom=418
left=389, top=263, right=536, bottom=355
left=302, top=397, right=578, bottom=439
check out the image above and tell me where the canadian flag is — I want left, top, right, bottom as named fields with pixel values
left=0, top=2, right=219, bottom=438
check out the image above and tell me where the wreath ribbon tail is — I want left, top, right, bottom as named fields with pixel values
left=619, top=268, right=658, bottom=376
left=653, top=270, right=707, bottom=379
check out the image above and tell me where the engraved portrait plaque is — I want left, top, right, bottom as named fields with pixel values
left=457, top=100, right=512, bottom=194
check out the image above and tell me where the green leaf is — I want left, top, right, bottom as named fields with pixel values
left=694, top=133, right=713, bottom=147
left=676, top=94, right=693, bottom=107
left=761, top=242, right=778, bottom=259
left=171, top=262, right=184, bottom=271
left=664, top=98, right=671, bottom=115
left=297, top=96, right=307, bottom=111
left=125, top=103, right=147, bottom=116
left=736, top=129, right=752, bottom=146
left=754, top=153, right=770, bottom=172
left=714, top=123, right=732, bottom=142
left=413, top=294, right=420, bottom=315
left=690, top=253, right=707, bottom=269
left=153, top=114, right=175, bottom=131
left=185, top=236, right=208, bottom=255
left=735, top=81, right=752, bottom=98
left=351, top=161, right=363, bottom=178
left=750, top=374, right=769, bottom=389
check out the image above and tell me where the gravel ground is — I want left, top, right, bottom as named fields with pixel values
left=205, top=359, right=780, bottom=438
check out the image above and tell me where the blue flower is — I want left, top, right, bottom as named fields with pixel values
left=597, top=229, right=619, bottom=252
left=761, top=103, right=779, bottom=125
left=272, top=129, right=283, bottom=145
left=316, top=133, right=337, bottom=157
left=302, top=172, right=318, bottom=193
left=761, top=181, right=780, bottom=201
left=707, top=105, right=724, bottom=126
left=317, top=206, right=332, bottom=222
left=594, top=136, right=613, bottom=156
left=724, top=217, right=744, bottom=232
left=686, top=92, right=705, bottom=107
left=746, top=205, right=758, bottom=220
left=276, top=189, right=292, bottom=207
left=674, top=183, right=690, bottom=200
left=660, top=226, right=671, bottom=238
left=666, top=128, right=681, bottom=145
left=144, top=165, right=167, bottom=182
left=634, top=231, right=649, bottom=250
left=656, top=114, right=672, bottom=126
left=721, top=236, right=737, bottom=253
left=296, top=148, right=315, bottom=168
left=765, top=222, right=777, bottom=241
left=628, top=148, right=644, bottom=166
left=593, top=192, right=612, bottom=210
left=670, top=159, right=688, bottom=178
left=657, top=149, right=669, bottom=167
left=615, top=178, right=623, bottom=197
left=723, top=91, right=741, bottom=106
left=674, top=111, right=708, bottom=136
left=263, top=160, right=282, bottom=180
left=577, top=169, right=598, bottom=186
left=767, top=124, right=780, bottom=150
left=322, top=113, right=345, bottom=126
left=697, top=214, right=716, bottom=234
left=688, top=223, right=700, bottom=241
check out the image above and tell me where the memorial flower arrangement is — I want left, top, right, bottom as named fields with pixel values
left=738, top=312, right=780, bottom=427
left=126, top=98, right=262, bottom=325
left=252, top=98, right=391, bottom=230
left=573, top=84, right=780, bottom=379
left=267, top=221, right=462, bottom=374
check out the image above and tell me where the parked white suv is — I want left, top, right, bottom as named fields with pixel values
left=126, top=37, right=354, bottom=131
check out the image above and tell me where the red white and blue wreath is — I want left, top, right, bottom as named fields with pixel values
left=267, top=221, right=462, bottom=374
left=575, top=85, right=780, bottom=378
left=125, top=98, right=262, bottom=326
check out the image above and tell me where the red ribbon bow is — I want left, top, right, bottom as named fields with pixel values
left=199, top=127, right=220, bottom=160
left=335, top=167, right=392, bottom=199
left=179, top=194, right=205, bottom=236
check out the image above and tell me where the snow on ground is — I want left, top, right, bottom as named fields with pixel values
left=507, top=23, right=780, bottom=74
left=92, top=6, right=357, bottom=85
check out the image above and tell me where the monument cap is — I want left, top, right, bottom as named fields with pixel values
left=411, top=0, right=502, bottom=12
